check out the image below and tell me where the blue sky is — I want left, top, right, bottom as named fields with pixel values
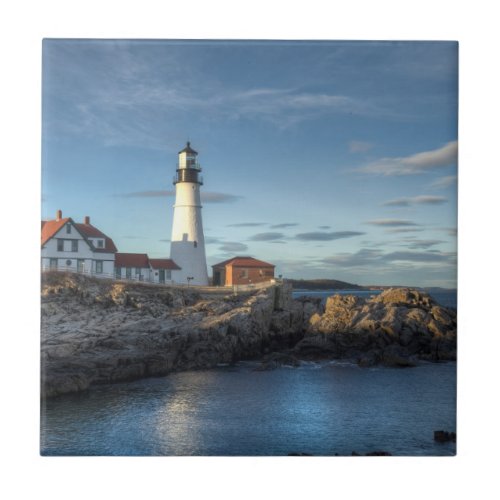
left=42, top=39, right=457, bottom=287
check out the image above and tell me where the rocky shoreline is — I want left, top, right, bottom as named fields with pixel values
left=41, top=272, right=456, bottom=398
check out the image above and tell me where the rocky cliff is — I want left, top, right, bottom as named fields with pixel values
left=41, top=273, right=456, bottom=398
left=294, top=288, right=457, bottom=367
left=41, top=272, right=318, bottom=397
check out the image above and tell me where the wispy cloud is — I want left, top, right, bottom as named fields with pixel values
left=382, top=195, right=447, bottom=207
left=349, top=140, right=374, bottom=153
left=219, top=242, right=248, bottom=252
left=270, top=223, right=298, bottom=229
left=228, top=222, right=267, bottom=227
left=366, top=219, right=419, bottom=227
left=386, top=228, right=425, bottom=234
left=204, top=237, right=222, bottom=245
left=403, top=239, right=446, bottom=249
left=323, top=248, right=456, bottom=268
left=358, top=141, right=457, bottom=176
left=295, top=231, right=365, bottom=241
left=118, top=190, right=241, bottom=203
left=249, top=232, right=285, bottom=241
left=318, top=225, right=331, bottom=229
left=430, top=175, right=457, bottom=189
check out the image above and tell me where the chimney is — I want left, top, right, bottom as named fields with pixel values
left=56, top=209, right=62, bottom=221
left=84, top=216, right=90, bottom=225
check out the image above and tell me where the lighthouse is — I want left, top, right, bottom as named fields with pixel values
left=169, top=142, right=209, bottom=285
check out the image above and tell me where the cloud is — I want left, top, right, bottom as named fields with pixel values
left=204, top=237, right=222, bottom=245
left=118, top=190, right=242, bottom=203
left=383, top=251, right=453, bottom=263
left=430, top=175, right=458, bottom=189
left=403, top=239, right=446, bottom=249
left=158, top=239, right=170, bottom=242
left=249, top=232, right=285, bottom=241
left=318, top=225, right=331, bottom=229
left=119, top=190, right=175, bottom=198
left=366, top=219, right=419, bottom=227
left=358, top=141, right=458, bottom=176
left=202, top=192, right=243, bottom=203
left=349, top=140, right=374, bottom=153
left=218, top=242, right=248, bottom=252
left=382, top=195, right=448, bottom=207
left=322, top=248, right=456, bottom=268
left=295, top=231, right=365, bottom=241
left=386, top=228, right=425, bottom=234
left=227, top=222, right=267, bottom=227
left=270, top=223, right=298, bottom=229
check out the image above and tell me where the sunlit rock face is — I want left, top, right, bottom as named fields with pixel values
left=296, top=288, right=456, bottom=366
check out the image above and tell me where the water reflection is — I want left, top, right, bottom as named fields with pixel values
left=41, top=362, right=456, bottom=456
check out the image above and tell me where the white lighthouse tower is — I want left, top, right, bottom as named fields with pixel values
left=169, top=142, right=209, bottom=285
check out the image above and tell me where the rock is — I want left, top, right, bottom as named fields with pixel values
left=434, top=430, right=456, bottom=443
left=365, top=451, right=392, bottom=456
left=256, top=352, right=301, bottom=371
left=381, top=345, right=417, bottom=368
left=302, top=287, right=456, bottom=365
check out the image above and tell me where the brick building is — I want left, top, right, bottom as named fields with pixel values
left=212, top=256, right=275, bottom=286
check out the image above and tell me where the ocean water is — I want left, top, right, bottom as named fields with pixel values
left=41, top=361, right=456, bottom=456
left=292, top=288, right=457, bottom=309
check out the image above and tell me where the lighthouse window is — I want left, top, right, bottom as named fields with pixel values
left=194, top=241, right=198, bottom=248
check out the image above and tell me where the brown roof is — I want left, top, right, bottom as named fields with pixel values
left=212, top=256, right=275, bottom=269
left=115, top=253, right=150, bottom=268
left=74, top=223, right=118, bottom=253
left=149, top=258, right=181, bottom=270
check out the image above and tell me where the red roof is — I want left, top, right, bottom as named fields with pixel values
left=212, top=256, right=275, bottom=269
left=115, top=253, right=150, bottom=268
left=41, top=214, right=117, bottom=254
left=149, top=258, right=181, bottom=270
left=41, top=217, right=71, bottom=246
left=74, top=223, right=118, bottom=253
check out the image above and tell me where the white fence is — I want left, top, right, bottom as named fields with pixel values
left=41, top=266, right=279, bottom=294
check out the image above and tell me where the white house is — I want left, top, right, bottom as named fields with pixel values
left=41, top=210, right=117, bottom=276
left=41, top=210, right=184, bottom=284
left=114, top=253, right=152, bottom=281
left=149, top=258, right=181, bottom=283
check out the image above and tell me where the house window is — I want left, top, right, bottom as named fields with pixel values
left=49, top=258, right=57, bottom=269
left=66, top=260, right=72, bottom=267
left=97, top=239, right=104, bottom=248
left=194, top=240, right=198, bottom=248
left=95, top=261, right=103, bottom=274
left=239, top=268, right=248, bottom=278
left=71, top=240, right=78, bottom=252
left=66, top=224, right=71, bottom=234
left=115, top=267, right=121, bottom=278
left=57, top=239, right=64, bottom=252
left=135, top=268, right=140, bottom=275
left=166, top=269, right=172, bottom=280
left=126, top=268, right=132, bottom=279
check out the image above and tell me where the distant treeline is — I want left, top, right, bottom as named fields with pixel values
left=287, top=279, right=365, bottom=290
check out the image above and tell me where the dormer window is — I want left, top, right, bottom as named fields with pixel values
left=66, top=223, right=71, bottom=234
left=97, top=239, right=104, bottom=248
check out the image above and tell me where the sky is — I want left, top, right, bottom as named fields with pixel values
left=42, top=39, right=458, bottom=287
